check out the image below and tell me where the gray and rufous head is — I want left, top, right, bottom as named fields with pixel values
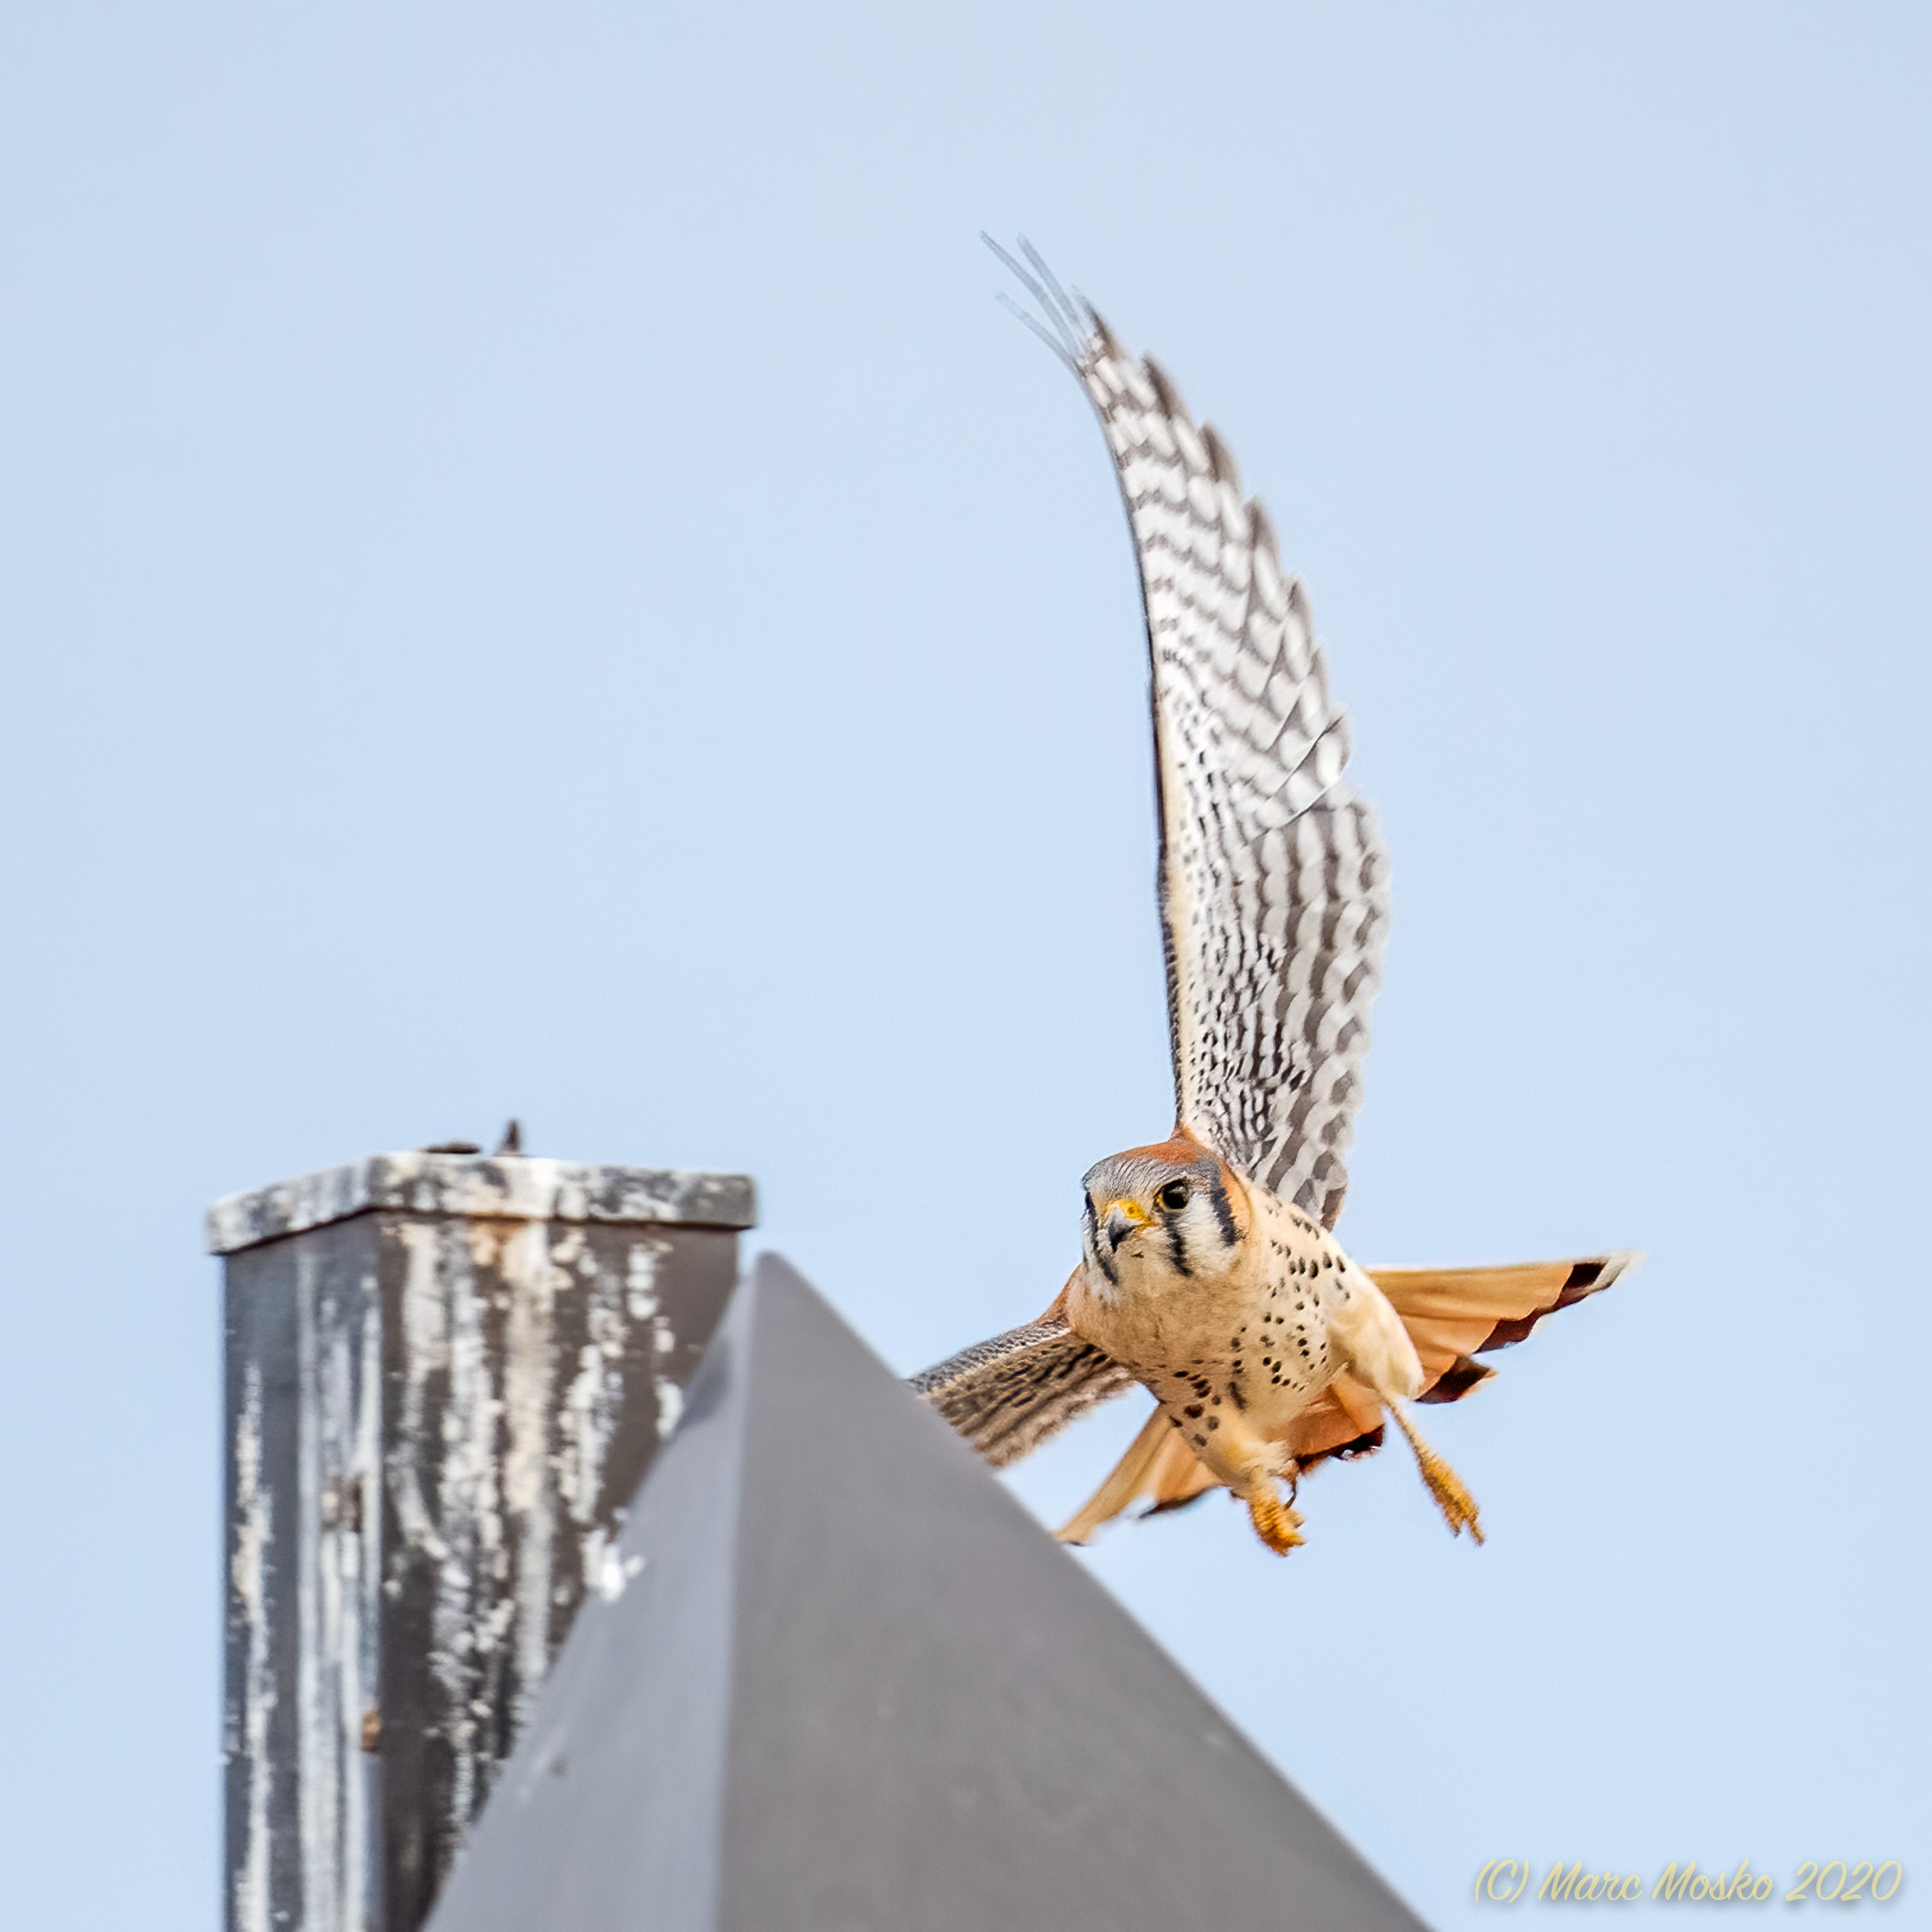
left=1080, top=1127, right=1250, bottom=1292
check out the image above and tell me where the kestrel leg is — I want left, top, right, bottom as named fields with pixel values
left=1385, top=1400, right=1484, bottom=1543
left=1224, top=1439, right=1304, bottom=1556
left=1243, top=1481, right=1306, bottom=1556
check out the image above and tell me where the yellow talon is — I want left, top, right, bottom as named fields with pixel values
left=1245, top=1486, right=1306, bottom=1556
left=1414, top=1441, right=1484, bottom=1543
left=1387, top=1400, right=1485, bottom=1543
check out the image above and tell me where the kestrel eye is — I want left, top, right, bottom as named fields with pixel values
left=1157, top=1180, right=1192, bottom=1213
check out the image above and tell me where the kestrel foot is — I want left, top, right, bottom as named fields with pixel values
left=1412, top=1440, right=1484, bottom=1543
left=1387, top=1401, right=1484, bottom=1544
left=1244, top=1485, right=1306, bottom=1556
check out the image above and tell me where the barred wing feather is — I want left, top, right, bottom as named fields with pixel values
left=909, top=1317, right=1135, bottom=1470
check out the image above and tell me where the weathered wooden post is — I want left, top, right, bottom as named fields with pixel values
left=213, top=1147, right=756, bottom=1932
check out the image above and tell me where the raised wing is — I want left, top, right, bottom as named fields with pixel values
left=910, top=1316, right=1135, bottom=1469
left=997, top=243, right=1389, bottom=1226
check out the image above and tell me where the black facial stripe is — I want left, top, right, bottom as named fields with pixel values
left=1164, top=1211, right=1192, bottom=1278
left=1207, top=1175, right=1237, bottom=1248
left=1084, top=1194, right=1120, bottom=1287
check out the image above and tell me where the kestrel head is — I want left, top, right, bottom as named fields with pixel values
left=1080, top=1128, right=1249, bottom=1293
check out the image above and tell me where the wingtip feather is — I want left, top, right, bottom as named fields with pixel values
left=1200, top=423, right=1242, bottom=491
left=1141, top=354, right=1188, bottom=421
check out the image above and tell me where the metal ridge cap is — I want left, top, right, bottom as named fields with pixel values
left=206, top=1151, right=759, bottom=1255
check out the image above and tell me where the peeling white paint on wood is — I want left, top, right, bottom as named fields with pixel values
left=207, top=1153, right=756, bottom=1257
left=294, top=1245, right=384, bottom=1932
left=499, top=1220, right=560, bottom=1743
left=231, top=1363, right=274, bottom=1932
left=632, top=1237, right=689, bottom=1439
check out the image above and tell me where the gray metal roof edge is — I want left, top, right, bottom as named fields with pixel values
left=428, top=1253, right=1428, bottom=1932
left=207, top=1152, right=759, bottom=1254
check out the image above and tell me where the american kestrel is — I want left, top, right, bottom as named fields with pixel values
left=914, top=244, right=1638, bottom=1556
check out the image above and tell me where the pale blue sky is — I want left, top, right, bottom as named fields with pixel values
left=2, top=5, right=1927, bottom=1926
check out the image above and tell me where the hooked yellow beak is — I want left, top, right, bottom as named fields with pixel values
left=1102, top=1198, right=1150, bottom=1249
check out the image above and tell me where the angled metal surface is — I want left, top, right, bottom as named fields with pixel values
left=429, top=1255, right=1427, bottom=1932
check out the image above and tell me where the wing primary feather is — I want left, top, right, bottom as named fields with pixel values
left=1200, top=424, right=1241, bottom=491
left=982, top=233, right=1082, bottom=359
left=911, top=1316, right=1135, bottom=1469
left=994, top=291, right=1078, bottom=371
left=1016, top=234, right=1092, bottom=342
left=1140, top=354, right=1187, bottom=419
